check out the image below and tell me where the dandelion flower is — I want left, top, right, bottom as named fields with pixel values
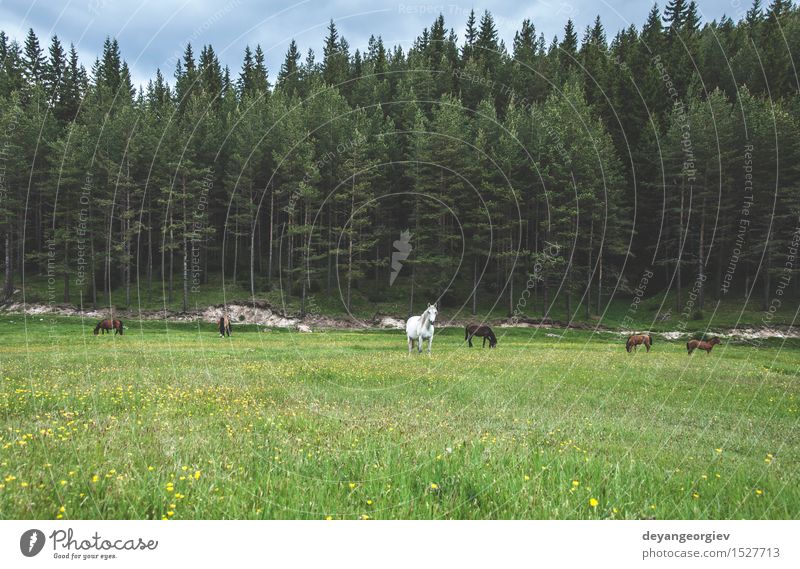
left=588, top=498, right=598, bottom=508
left=429, top=483, right=439, bottom=490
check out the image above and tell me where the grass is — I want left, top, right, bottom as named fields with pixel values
left=0, top=317, right=798, bottom=519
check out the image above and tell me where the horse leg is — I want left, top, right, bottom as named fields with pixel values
left=428, top=335, right=433, bottom=355
left=408, top=337, right=413, bottom=354
left=482, top=336, right=486, bottom=348
left=467, top=334, right=473, bottom=347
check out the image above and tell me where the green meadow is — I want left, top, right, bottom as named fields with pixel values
left=0, top=317, right=798, bottom=519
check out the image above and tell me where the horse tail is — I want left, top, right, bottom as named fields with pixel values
left=649, top=334, right=653, bottom=345
left=465, top=326, right=469, bottom=341
left=118, top=320, right=123, bottom=335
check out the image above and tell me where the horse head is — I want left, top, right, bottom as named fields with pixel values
left=710, top=337, right=721, bottom=345
left=426, top=303, right=438, bottom=324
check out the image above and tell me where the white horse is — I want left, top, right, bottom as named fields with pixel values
left=406, top=303, right=438, bottom=355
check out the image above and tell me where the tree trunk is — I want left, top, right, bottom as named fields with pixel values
left=762, top=239, right=770, bottom=312
left=63, top=231, right=70, bottom=303
left=676, top=188, right=684, bottom=312
left=596, top=251, right=602, bottom=315
left=169, top=211, right=174, bottom=305
left=124, top=183, right=131, bottom=307
left=326, top=206, right=332, bottom=297
left=147, top=206, right=153, bottom=304
left=250, top=183, right=258, bottom=299
left=3, top=227, right=13, bottom=299
left=346, top=177, right=355, bottom=312
left=182, top=177, right=188, bottom=313
left=267, top=186, right=274, bottom=287
left=508, top=247, right=514, bottom=317
left=408, top=267, right=414, bottom=318
left=301, top=204, right=308, bottom=317
left=233, top=201, right=239, bottom=284
left=697, top=197, right=705, bottom=310
left=586, top=218, right=593, bottom=319
left=250, top=214, right=256, bottom=299
left=565, top=268, right=571, bottom=320
left=472, top=256, right=478, bottom=315
left=90, top=231, right=97, bottom=309
left=104, top=212, right=110, bottom=306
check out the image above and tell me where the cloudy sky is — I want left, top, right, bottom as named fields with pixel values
left=1, top=0, right=740, bottom=88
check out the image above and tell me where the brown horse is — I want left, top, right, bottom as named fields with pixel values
left=218, top=315, right=231, bottom=337
left=465, top=324, right=497, bottom=348
left=626, top=333, right=652, bottom=352
left=687, top=337, right=720, bottom=355
left=94, top=319, right=123, bottom=335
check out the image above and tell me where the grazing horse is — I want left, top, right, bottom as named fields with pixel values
left=687, top=337, right=720, bottom=355
left=626, top=333, right=653, bottom=353
left=94, top=319, right=123, bottom=335
left=406, top=303, right=438, bottom=355
left=465, top=324, right=497, bottom=348
left=218, top=315, right=231, bottom=337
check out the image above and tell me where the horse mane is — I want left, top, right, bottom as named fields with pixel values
left=420, top=307, right=430, bottom=328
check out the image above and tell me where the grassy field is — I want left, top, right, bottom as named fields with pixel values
left=0, top=317, right=798, bottom=520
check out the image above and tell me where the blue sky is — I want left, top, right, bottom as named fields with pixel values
left=0, top=0, right=742, bottom=89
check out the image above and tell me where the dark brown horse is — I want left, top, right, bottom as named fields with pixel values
left=94, top=319, right=123, bottom=335
left=687, top=337, right=720, bottom=355
left=218, top=315, right=231, bottom=337
left=626, top=333, right=652, bottom=352
left=465, top=324, right=497, bottom=348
